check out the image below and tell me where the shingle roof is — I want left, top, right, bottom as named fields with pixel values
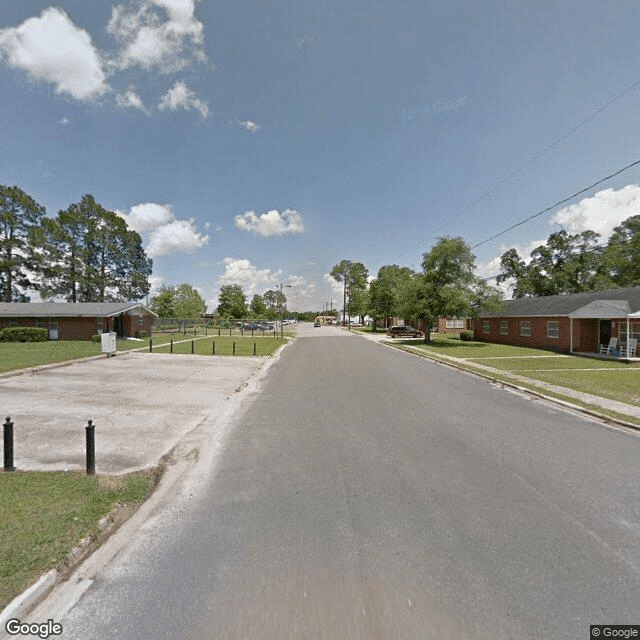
left=0, top=302, right=157, bottom=318
left=478, top=287, right=640, bottom=318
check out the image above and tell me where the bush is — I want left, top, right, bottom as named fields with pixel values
left=136, top=331, right=148, bottom=339
left=0, top=327, right=49, bottom=342
left=459, top=330, right=474, bottom=341
left=91, top=334, right=102, bottom=343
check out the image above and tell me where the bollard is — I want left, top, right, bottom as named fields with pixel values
left=191, top=340, right=194, bottom=354
left=3, top=416, right=15, bottom=471
left=170, top=339, right=173, bottom=353
left=212, top=340, right=215, bottom=355
left=149, top=339, right=153, bottom=353
left=253, top=342, right=256, bottom=356
left=218, top=328, right=221, bottom=336
left=194, top=328, right=196, bottom=336
left=85, top=420, right=95, bottom=475
left=233, top=341, right=236, bottom=355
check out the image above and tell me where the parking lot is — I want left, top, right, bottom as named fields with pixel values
left=0, top=352, right=268, bottom=475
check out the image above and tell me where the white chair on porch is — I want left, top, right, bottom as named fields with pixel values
left=620, top=338, right=637, bottom=358
left=599, top=337, right=617, bottom=355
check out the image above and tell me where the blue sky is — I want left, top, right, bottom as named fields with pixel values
left=2, top=0, right=640, bottom=311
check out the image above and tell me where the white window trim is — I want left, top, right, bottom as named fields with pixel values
left=520, top=321, right=531, bottom=337
left=547, top=321, right=560, bottom=339
left=500, top=320, right=509, bottom=335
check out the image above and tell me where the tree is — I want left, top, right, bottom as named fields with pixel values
left=0, top=185, right=46, bottom=302
left=602, top=214, right=640, bottom=287
left=330, top=260, right=368, bottom=324
left=398, top=237, right=502, bottom=342
left=367, top=265, right=415, bottom=331
left=497, top=230, right=605, bottom=297
left=150, top=287, right=176, bottom=318
left=217, top=284, right=248, bottom=318
left=249, top=294, right=268, bottom=317
left=37, top=194, right=152, bottom=302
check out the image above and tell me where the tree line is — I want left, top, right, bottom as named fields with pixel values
left=149, top=283, right=292, bottom=320
left=331, top=237, right=503, bottom=342
left=0, top=185, right=152, bottom=303
left=497, top=215, right=640, bottom=297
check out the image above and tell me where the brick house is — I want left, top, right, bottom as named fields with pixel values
left=474, top=287, right=640, bottom=354
left=436, top=317, right=473, bottom=334
left=0, top=302, right=157, bottom=341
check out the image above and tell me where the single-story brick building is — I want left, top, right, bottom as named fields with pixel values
left=0, top=302, right=157, bottom=341
left=474, top=287, right=640, bottom=354
left=436, top=317, right=473, bottom=334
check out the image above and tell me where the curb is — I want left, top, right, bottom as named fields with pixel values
left=0, top=571, right=57, bottom=630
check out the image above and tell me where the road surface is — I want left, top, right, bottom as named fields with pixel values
left=24, top=324, right=640, bottom=638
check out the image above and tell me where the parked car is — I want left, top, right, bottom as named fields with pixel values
left=386, top=325, right=424, bottom=338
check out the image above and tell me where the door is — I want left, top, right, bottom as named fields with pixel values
left=599, top=319, right=611, bottom=346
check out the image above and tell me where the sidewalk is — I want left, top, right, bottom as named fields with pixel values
left=352, top=329, right=640, bottom=425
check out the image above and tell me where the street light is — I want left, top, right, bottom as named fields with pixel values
left=279, top=283, right=291, bottom=337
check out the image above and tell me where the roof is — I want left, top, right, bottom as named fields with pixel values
left=0, top=302, right=157, bottom=318
left=478, top=287, right=640, bottom=318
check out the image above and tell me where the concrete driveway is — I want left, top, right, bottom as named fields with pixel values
left=0, top=352, right=271, bottom=475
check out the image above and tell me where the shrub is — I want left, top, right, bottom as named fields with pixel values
left=91, top=334, right=102, bottom=343
left=136, top=331, right=148, bottom=339
left=0, top=327, right=49, bottom=342
left=459, top=330, right=474, bottom=341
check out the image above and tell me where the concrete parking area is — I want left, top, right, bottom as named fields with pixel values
left=0, top=352, right=270, bottom=475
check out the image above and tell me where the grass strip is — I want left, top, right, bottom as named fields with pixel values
left=150, top=336, right=287, bottom=357
left=0, top=471, right=152, bottom=609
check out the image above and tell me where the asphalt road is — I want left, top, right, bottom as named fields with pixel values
left=25, top=324, right=640, bottom=639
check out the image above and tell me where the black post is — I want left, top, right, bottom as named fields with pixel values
left=218, top=328, right=221, bottom=336
left=233, top=341, right=236, bottom=355
left=212, top=341, right=216, bottom=355
left=85, top=420, right=95, bottom=475
left=170, top=339, right=173, bottom=353
left=149, top=339, right=153, bottom=353
left=253, top=342, right=256, bottom=356
left=3, top=416, right=15, bottom=471
left=191, top=340, right=194, bottom=354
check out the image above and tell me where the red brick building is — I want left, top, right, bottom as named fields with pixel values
left=474, top=288, right=640, bottom=354
left=0, top=302, right=157, bottom=341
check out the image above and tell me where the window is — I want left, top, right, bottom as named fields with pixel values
left=520, top=321, right=531, bottom=336
left=138, top=315, right=144, bottom=325
left=483, top=320, right=490, bottom=334
left=446, top=318, right=465, bottom=329
left=500, top=320, right=508, bottom=335
left=547, top=321, right=560, bottom=339
left=97, top=318, right=103, bottom=334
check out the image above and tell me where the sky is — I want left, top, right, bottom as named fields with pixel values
left=2, top=0, right=640, bottom=311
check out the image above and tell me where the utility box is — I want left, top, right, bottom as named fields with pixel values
left=101, top=331, right=117, bottom=356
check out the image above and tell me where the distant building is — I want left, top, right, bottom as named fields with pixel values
left=0, top=302, right=157, bottom=340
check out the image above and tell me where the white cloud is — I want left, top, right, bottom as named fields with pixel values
left=147, top=219, right=209, bottom=256
left=115, top=87, right=147, bottom=112
left=59, top=117, right=70, bottom=125
left=119, top=202, right=174, bottom=232
left=550, top=185, right=640, bottom=239
left=158, top=80, right=209, bottom=118
left=107, top=0, right=205, bottom=73
left=117, top=202, right=208, bottom=257
left=217, top=257, right=280, bottom=289
left=234, top=209, right=304, bottom=237
left=0, top=7, right=108, bottom=101
left=323, top=273, right=344, bottom=298
left=148, top=275, right=166, bottom=295
left=239, top=120, right=262, bottom=132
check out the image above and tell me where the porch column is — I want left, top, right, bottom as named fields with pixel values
left=569, top=317, right=574, bottom=353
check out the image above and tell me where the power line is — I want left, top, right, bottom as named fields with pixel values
left=403, top=77, right=640, bottom=257
left=470, top=158, right=640, bottom=249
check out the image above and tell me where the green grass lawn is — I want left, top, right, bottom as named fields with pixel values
left=403, top=334, right=560, bottom=358
left=149, top=336, right=287, bottom=357
left=0, top=471, right=152, bottom=609
left=521, top=370, right=640, bottom=406
left=466, top=356, right=635, bottom=371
